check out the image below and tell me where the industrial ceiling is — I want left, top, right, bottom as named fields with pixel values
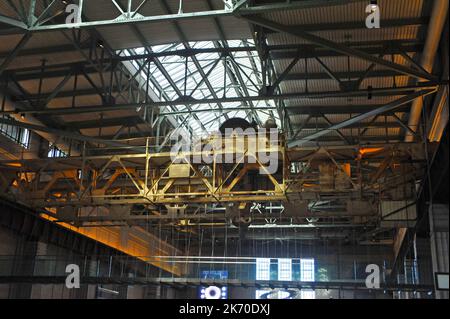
left=0, top=0, right=448, bottom=272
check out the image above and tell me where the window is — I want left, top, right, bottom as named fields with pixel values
left=48, top=144, right=67, bottom=158
left=300, top=259, right=315, bottom=282
left=256, top=258, right=270, bottom=281
left=300, top=290, right=316, bottom=299
left=0, top=115, right=31, bottom=148
left=278, top=259, right=292, bottom=281
left=255, top=258, right=316, bottom=299
left=300, top=258, right=315, bottom=299
left=122, top=40, right=281, bottom=138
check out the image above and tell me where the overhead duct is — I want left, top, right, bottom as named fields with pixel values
left=405, top=0, right=448, bottom=142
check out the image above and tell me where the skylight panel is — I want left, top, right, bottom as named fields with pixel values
left=125, top=40, right=280, bottom=137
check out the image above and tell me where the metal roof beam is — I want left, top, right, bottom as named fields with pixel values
left=314, top=57, right=343, bottom=87
left=23, top=0, right=365, bottom=32
left=288, top=89, right=437, bottom=147
left=263, top=17, right=428, bottom=34
left=237, top=0, right=365, bottom=15
left=0, top=117, right=128, bottom=147
left=268, top=51, right=301, bottom=93
left=150, top=104, right=408, bottom=117
left=244, top=16, right=436, bottom=81
left=0, top=32, right=32, bottom=74
left=119, top=0, right=207, bottom=135
left=287, top=104, right=411, bottom=115
left=291, top=120, right=406, bottom=130
left=11, top=87, right=119, bottom=101
left=0, top=14, right=28, bottom=29
left=320, top=113, right=352, bottom=145
left=158, top=0, right=230, bottom=128
left=64, top=116, right=145, bottom=130
left=2, top=40, right=419, bottom=62
left=270, top=42, right=424, bottom=60
left=29, top=8, right=234, bottom=31
left=203, top=6, right=261, bottom=123
left=123, top=49, right=194, bottom=136
left=1, top=40, right=420, bottom=61
left=284, top=70, right=401, bottom=81
left=1, top=42, right=422, bottom=81
left=7, top=65, right=410, bottom=85
left=0, top=15, right=424, bottom=35
left=2, top=82, right=441, bottom=116
left=95, top=132, right=406, bottom=144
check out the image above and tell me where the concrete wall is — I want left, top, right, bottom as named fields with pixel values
left=0, top=201, right=172, bottom=299
left=0, top=227, right=17, bottom=298
left=0, top=222, right=172, bottom=299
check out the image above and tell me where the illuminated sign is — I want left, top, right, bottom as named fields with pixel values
left=200, top=286, right=228, bottom=300
left=199, top=270, right=228, bottom=299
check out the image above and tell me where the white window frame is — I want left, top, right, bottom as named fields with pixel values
left=278, top=258, right=292, bottom=281
left=300, top=258, right=315, bottom=282
left=256, top=258, right=271, bottom=281
left=300, top=258, right=315, bottom=299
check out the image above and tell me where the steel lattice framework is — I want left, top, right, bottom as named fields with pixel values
left=0, top=136, right=428, bottom=229
left=0, top=0, right=447, bottom=274
left=0, top=0, right=445, bottom=145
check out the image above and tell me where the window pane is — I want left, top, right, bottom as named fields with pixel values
left=48, top=144, right=67, bottom=158
left=300, top=259, right=315, bottom=282
left=278, top=258, right=292, bottom=281
left=0, top=115, right=31, bottom=148
left=256, top=258, right=270, bottom=281
left=300, top=259, right=315, bottom=299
